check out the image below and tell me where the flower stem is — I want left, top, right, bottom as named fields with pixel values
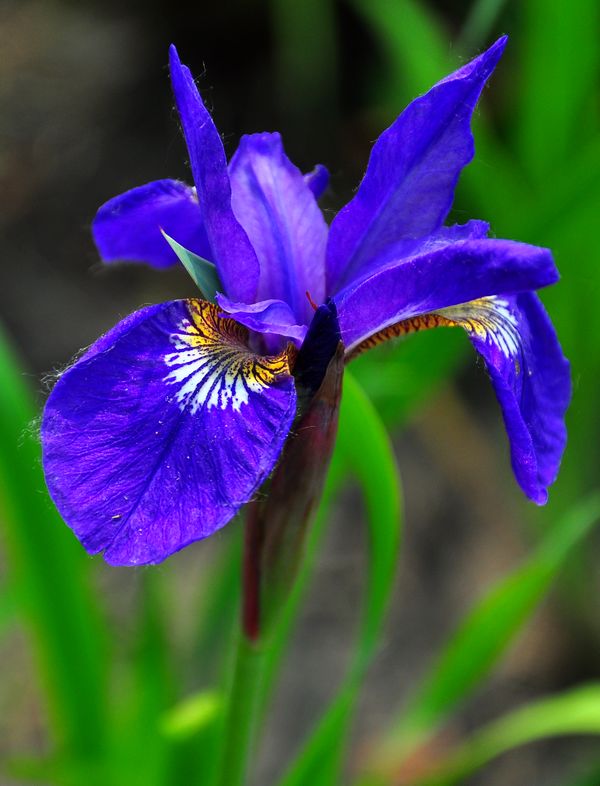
left=213, top=337, right=344, bottom=786
left=242, top=502, right=262, bottom=642
left=214, top=634, right=266, bottom=786
left=213, top=508, right=266, bottom=786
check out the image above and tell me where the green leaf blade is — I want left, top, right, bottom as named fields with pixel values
left=0, top=325, right=110, bottom=769
left=161, top=231, right=222, bottom=302
left=516, top=0, right=600, bottom=183
left=420, top=684, right=600, bottom=786
left=359, top=494, right=600, bottom=781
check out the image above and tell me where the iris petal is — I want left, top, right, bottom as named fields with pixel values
left=92, top=179, right=210, bottom=269
left=229, top=132, right=328, bottom=324
left=41, top=299, right=296, bottom=565
left=346, top=219, right=491, bottom=281
left=304, top=164, right=330, bottom=199
left=326, top=36, right=507, bottom=291
left=335, top=237, right=558, bottom=353
left=169, top=45, right=260, bottom=302
left=425, top=294, right=569, bottom=503
left=216, top=293, right=307, bottom=347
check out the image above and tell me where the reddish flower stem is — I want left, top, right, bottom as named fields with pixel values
left=242, top=503, right=262, bottom=641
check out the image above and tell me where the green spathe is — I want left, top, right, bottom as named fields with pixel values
left=161, top=230, right=222, bottom=303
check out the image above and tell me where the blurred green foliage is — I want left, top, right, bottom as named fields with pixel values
left=2, top=1, right=600, bottom=784
left=414, top=683, right=600, bottom=786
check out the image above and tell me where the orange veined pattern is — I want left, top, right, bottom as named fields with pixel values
left=348, top=296, right=521, bottom=363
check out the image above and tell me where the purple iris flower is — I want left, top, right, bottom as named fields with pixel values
left=41, top=38, right=570, bottom=566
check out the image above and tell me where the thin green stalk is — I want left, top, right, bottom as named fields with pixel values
left=212, top=505, right=268, bottom=786
left=213, top=635, right=267, bottom=786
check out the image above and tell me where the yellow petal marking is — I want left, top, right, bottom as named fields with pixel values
left=163, top=299, right=293, bottom=413
left=348, top=296, right=520, bottom=362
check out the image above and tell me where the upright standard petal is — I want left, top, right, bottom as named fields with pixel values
left=42, top=299, right=296, bottom=565
left=169, top=45, right=260, bottom=302
left=335, top=237, right=558, bottom=353
left=433, top=293, right=570, bottom=502
left=326, top=36, right=507, bottom=291
left=229, top=133, right=328, bottom=324
left=92, top=179, right=210, bottom=269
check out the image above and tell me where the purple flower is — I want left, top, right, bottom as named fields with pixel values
left=41, top=39, right=570, bottom=566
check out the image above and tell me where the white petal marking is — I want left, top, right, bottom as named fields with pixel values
left=162, top=299, right=292, bottom=413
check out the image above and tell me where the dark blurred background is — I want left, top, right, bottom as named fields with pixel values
left=1, top=1, right=600, bottom=784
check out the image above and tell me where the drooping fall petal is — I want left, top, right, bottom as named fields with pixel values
left=335, top=237, right=558, bottom=354
left=436, top=293, right=570, bottom=503
left=42, top=299, right=296, bottom=565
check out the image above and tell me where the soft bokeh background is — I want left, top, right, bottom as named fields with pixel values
left=1, top=1, right=600, bottom=785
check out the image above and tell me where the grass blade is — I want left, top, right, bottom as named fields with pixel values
left=0, top=325, right=109, bottom=773
left=359, top=493, right=600, bottom=781
left=0, top=583, right=17, bottom=638
left=417, top=684, right=600, bottom=786
left=352, top=330, right=464, bottom=428
left=113, top=572, right=177, bottom=786
left=516, top=0, right=600, bottom=182
left=349, top=0, right=451, bottom=101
